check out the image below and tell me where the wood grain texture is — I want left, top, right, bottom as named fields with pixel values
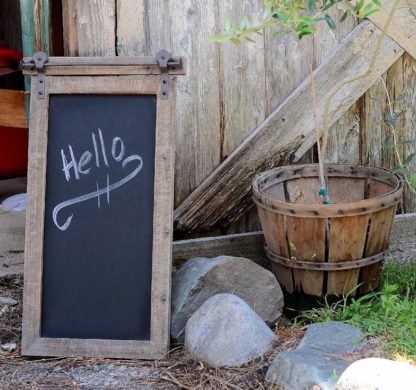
left=116, top=0, right=147, bottom=56
left=174, top=22, right=404, bottom=232
left=402, top=53, right=416, bottom=212
left=367, top=0, right=416, bottom=60
left=22, top=67, right=177, bottom=359
left=360, top=205, right=397, bottom=294
left=62, top=0, right=115, bottom=56
left=326, top=103, right=361, bottom=165
left=327, top=215, right=370, bottom=295
left=169, top=0, right=221, bottom=208
left=0, top=89, right=28, bottom=128
left=360, top=53, right=416, bottom=212
left=286, top=216, right=325, bottom=296
left=172, top=231, right=268, bottom=269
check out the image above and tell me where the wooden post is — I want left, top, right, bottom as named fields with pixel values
left=20, top=0, right=53, bottom=118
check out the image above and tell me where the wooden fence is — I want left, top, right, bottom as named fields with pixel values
left=49, top=1, right=416, bottom=236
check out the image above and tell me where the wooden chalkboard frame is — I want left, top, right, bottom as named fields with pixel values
left=22, top=54, right=185, bottom=359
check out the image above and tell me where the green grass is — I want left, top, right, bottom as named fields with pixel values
left=294, top=259, right=416, bottom=360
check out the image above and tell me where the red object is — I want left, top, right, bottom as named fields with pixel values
left=0, top=46, right=28, bottom=177
left=0, top=126, right=28, bottom=177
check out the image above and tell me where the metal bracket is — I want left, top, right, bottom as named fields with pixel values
left=156, top=49, right=181, bottom=100
left=32, top=52, right=48, bottom=99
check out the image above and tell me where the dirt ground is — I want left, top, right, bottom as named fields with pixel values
left=0, top=274, right=306, bottom=390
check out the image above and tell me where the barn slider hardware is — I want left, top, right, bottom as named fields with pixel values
left=21, top=50, right=182, bottom=100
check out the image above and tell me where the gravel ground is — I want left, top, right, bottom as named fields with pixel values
left=0, top=274, right=305, bottom=390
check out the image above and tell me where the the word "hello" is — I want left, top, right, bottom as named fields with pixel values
left=53, top=129, right=143, bottom=231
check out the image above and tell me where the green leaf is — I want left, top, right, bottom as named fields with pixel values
left=230, top=37, right=241, bottom=46
left=340, top=11, right=349, bottom=22
left=239, top=16, right=250, bottom=31
left=308, top=0, right=316, bottom=13
left=404, top=153, right=416, bottom=166
left=373, top=0, right=382, bottom=7
left=273, top=10, right=289, bottom=22
left=325, top=13, right=336, bottom=30
left=394, top=95, right=405, bottom=103
left=386, top=111, right=396, bottom=126
left=225, top=17, right=232, bottom=33
left=363, top=9, right=380, bottom=17
left=355, top=0, right=365, bottom=12
left=244, top=36, right=256, bottom=43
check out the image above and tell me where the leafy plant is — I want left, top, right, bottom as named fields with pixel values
left=209, top=0, right=382, bottom=44
left=294, top=260, right=416, bottom=360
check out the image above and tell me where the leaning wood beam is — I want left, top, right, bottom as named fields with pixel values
left=367, top=0, right=416, bottom=60
left=174, top=21, right=404, bottom=232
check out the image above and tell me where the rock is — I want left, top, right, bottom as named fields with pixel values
left=336, top=358, right=416, bottom=390
left=0, top=305, right=9, bottom=316
left=171, top=255, right=284, bottom=342
left=0, top=296, right=18, bottom=306
left=185, top=293, right=276, bottom=367
left=1, top=342, right=17, bottom=352
left=296, top=321, right=364, bottom=355
left=266, top=322, right=366, bottom=390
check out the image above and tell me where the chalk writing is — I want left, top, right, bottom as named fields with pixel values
left=53, top=129, right=143, bottom=231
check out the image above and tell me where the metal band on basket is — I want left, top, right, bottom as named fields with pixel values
left=265, top=244, right=388, bottom=271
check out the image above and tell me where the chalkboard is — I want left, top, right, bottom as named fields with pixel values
left=22, top=53, right=183, bottom=359
left=42, top=94, right=156, bottom=340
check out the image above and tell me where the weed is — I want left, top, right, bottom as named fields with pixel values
left=294, top=260, right=416, bottom=360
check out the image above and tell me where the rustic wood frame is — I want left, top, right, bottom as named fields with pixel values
left=22, top=59, right=183, bottom=359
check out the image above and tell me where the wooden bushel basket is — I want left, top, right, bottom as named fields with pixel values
left=253, top=164, right=403, bottom=311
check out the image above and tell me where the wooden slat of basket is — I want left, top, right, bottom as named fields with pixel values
left=285, top=177, right=322, bottom=204
left=257, top=207, right=294, bottom=293
left=368, top=178, right=393, bottom=198
left=327, top=177, right=366, bottom=204
left=0, top=89, right=27, bottom=128
left=264, top=182, right=285, bottom=201
left=360, top=205, right=396, bottom=294
left=327, top=214, right=370, bottom=296
left=257, top=207, right=289, bottom=257
left=286, top=216, right=325, bottom=296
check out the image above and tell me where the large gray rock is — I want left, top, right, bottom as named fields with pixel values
left=185, top=293, right=277, bottom=367
left=171, top=255, right=283, bottom=342
left=336, top=358, right=416, bottom=390
left=266, top=322, right=366, bottom=390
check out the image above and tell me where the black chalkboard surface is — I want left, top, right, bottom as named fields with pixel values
left=42, top=95, right=156, bottom=340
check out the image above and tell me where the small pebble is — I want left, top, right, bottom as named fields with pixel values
left=1, top=342, right=17, bottom=352
left=0, top=296, right=18, bottom=306
left=0, top=305, right=9, bottom=316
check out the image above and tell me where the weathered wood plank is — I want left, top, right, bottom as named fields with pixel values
left=219, top=0, right=265, bottom=234
left=116, top=0, right=147, bottom=56
left=0, top=90, right=27, bottom=128
left=62, top=0, right=115, bottom=56
left=326, top=104, right=361, bottom=164
left=367, top=0, right=416, bottom=60
left=169, top=1, right=221, bottom=207
left=174, top=21, right=404, bottom=232
left=402, top=53, right=416, bottom=212
left=172, top=231, right=267, bottom=268
left=20, top=0, right=53, bottom=55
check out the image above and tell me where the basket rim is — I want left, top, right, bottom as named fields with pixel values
left=252, top=164, right=403, bottom=218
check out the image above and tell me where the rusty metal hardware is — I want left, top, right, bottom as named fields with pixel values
left=30, top=52, right=48, bottom=99
left=156, top=49, right=174, bottom=100
left=21, top=50, right=182, bottom=100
